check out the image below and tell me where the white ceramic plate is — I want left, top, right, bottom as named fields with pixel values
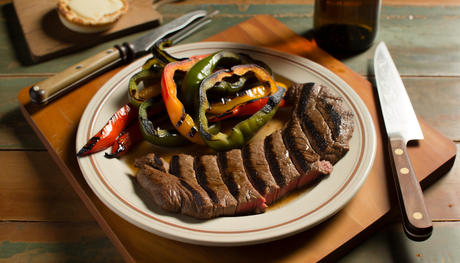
left=76, top=42, right=376, bottom=246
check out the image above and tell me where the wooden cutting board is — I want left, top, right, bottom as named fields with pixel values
left=12, top=0, right=163, bottom=63
left=17, top=15, right=457, bottom=263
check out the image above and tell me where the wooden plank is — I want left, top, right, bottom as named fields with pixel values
left=2, top=221, right=460, bottom=263
left=1, top=4, right=460, bottom=76
left=2, top=76, right=459, bottom=150
left=0, top=78, right=45, bottom=149
left=0, top=151, right=94, bottom=222
left=338, top=221, right=460, bottom=263
left=0, top=145, right=458, bottom=229
left=404, top=77, right=460, bottom=141
left=424, top=144, right=460, bottom=220
left=0, top=222, right=124, bottom=263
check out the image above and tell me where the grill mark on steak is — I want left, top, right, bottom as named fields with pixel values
left=282, top=117, right=333, bottom=188
left=169, top=154, right=214, bottom=219
left=264, top=130, right=300, bottom=199
left=217, top=149, right=267, bottom=215
left=153, top=154, right=168, bottom=172
left=296, top=83, right=331, bottom=154
left=316, top=87, right=354, bottom=163
left=195, top=155, right=238, bottom=217
left=294, top=83, right=353, bottom=165
left=242, top=140, right=281, bottom=205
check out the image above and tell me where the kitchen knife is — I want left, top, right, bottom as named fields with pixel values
left=29, top=10, right=208, bottom=105
left=374, top=41, right=432, bottom=241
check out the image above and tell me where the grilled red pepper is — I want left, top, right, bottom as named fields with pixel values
left=208, top=97, right=289, bottom=122
left=76, top=103, right=138, bottom=157
left=104, top=119, right=144, bottom=159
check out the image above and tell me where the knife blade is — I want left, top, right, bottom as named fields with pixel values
left=374, top=41, right=432, bottom=241
left=29, top=10, right=209, bottom=105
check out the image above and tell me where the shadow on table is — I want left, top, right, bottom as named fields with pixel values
left=1, top=3, right=36, bottom=66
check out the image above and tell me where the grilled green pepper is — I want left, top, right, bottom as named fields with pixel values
left=128, top=68, right=163, bottom=108
left=180, top=51, right=241, bottom=109
left=196, top=64, right=285, bottom=152
left=209, top=53, right=274, bottom=95
left=150, top=39, right=186, bottom=67
left=138, top=95, right=191, bottom=147
left=139, top=94, right=221, bottom=147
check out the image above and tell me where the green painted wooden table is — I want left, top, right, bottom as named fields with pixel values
left=1, top=0, right=460, bottom=262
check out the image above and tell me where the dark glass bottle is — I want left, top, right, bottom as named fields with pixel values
left=314, top=0, right=381, bottom=54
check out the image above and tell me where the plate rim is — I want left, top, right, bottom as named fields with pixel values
left=76, top=41, right=377, bottom=246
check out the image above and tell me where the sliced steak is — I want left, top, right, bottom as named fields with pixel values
left=217, top=149, right=267, bottom=215
left=282, top=117, right=333, bottom=188
left=195, top=155, right=238, bottom=217
left=169, top=154, right=214, bottom=219
left=294, top=83, right=353, bottom=164
left=264, top=130, right=300, bottom=199
left=134, top=153, right=184, bottom=214
left=316, top=86, right=354, bottom=163
left=242, top=140, right=281, bottom=205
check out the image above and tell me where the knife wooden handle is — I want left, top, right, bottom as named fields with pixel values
left=389, top=137, right=433, bottom=241
left=29, top=46, right=124, bottom=105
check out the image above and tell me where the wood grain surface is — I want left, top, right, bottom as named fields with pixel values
left=14, top=14, right=457, bottom=263
left=2, top=0, right=460, bottom=262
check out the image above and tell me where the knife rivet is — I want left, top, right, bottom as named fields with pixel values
left=400, top=168, right=409, bottom=174
left=76, top=65, right=83, bottom=70
left=33, top=85, right=40, bottom=91
left=413, top=212, right=423, bottom=220
left=395, top=149, right=404, bottom=155
left=107, top=49, right=113, bottom=54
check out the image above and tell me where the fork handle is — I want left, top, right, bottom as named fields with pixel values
left=29, top=43, right=135, bottom=105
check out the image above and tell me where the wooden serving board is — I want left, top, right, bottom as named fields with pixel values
left=18, top=15, right=456, bottom=262
left=12, top=0, right=163, bottom=63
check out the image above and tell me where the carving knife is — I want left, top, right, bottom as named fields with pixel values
left=29, top=10, right=210, bottom=105
left=374, top=41, right=432, bottom=241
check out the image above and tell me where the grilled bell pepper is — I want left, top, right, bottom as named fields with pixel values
left=151, top=39, right=185, bottom=66
left=138, top=95, right=191, bottom=147
left=209, top=53, right=274, bottom=95
left=209, top=97, right=289, bottom=122
left=128, top=68, right=163, bottom=108
left=142, top=39, right=185, bottom=70
left=196, top=64, right=286, bottom=152
left=207, top=82, right=287, bottom=115
left=77, top=103, right=138, bottom=157
left=161, top=54, right=212, bottom=145
left=104, top=119, right=144, bottom=159
left=180, top=51, right=241, bottom=109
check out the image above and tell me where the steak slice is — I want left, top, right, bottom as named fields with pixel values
left=294, top=83, right=353, bottom=164
left=282, top=117, right=333, bottom=188
left=264, top=130, right=300, bottom=199
left=242, top=140, right=281, bottom=205
left=134, top=153, right=184, bottom=214
left=195, top=155, right=238, bottom=217
left=169, top=154, right=214, bottom=219
left=316, top=86, right=354, bottom=163
left=217, top=149, right=267, bottom=215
